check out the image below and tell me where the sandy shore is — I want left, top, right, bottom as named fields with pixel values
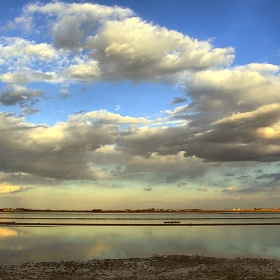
left=1, top=255, right=280, bottom=279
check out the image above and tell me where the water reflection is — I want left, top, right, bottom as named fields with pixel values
left=0, top=227, right=18, bottom=238
left=0, top=225, right=280, bottom=264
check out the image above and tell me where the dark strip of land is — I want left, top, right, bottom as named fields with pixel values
left=2, top=222, right=280, bottom=226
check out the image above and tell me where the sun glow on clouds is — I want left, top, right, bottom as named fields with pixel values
left=0, top=1, right=280, bottom=209
left=0, top=183, right=21, bottom=194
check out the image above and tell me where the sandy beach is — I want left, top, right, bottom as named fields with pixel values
left=1, top=255, right=280, bottom=279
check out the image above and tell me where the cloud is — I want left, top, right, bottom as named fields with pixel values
left=63, top=61, right=102, bottom=81
left=170, top=96, right=187, bottom=105
left=0, top=37, right=58, bottom=61
left=20, top=2, right=133, bottom=51
left=222, top=187, right=239, bottom=193
left=0, top=64, right=275, bottom=185
left=235, top=175, right=251, bottom=180
left=186, top=64, right=280, bottom=115
left=177, top=182, right=187, bottom=188
left=25, top=1, right=234, bottom=81
left=0, top=108, right=215, bottom=185
left=87, top=17, right=234, bottom=82
left=0, top=1, right=235, bottom=129
left=118, top=151, right=210, bottom=183
left=165, top=105, right=189, bottom=116
left=213, top=103, right=280, bottom=128
left=197, top=188, right=207, bottom=192
left=73, top=110, right=85, bottom=115
left=1, top=72, right=31, bottom=84
left=4, top=2, right=234, bottom=86
left=169, top=64, right=280, bottom=162
left=0, top=110, right=164, bottom=182
left=20, top=104, right=41, bottom=116
left=0, top=1, right=280, bottom=203
left=0, top=85, right=43, bottom=106
left=0, top=182, right=23, bottom=194
left=0, top=112, right=117, bottom=180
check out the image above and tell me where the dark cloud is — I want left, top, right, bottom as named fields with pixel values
left=221, top=182, right=280, bottom=194
left=177, top=182, right=187, bottom=187
left=170, top=96, right=187, bottom=105
left=254, top=169, right=263, bottom=174
left=255, top=173, right=280, bottom=186
left=235, top=175, right=251, bottom=180
left=20, top=104, right=41, bottom=116
left=0, top=86, right=43, bottom=106
left=222, top=187, right=239, bottom=193
left=197, top=188, right=207, bottom=192
left=52, top=16, right=84, bottom=52
left=0, top=112, right=119, bottom=181
left=73, top=110, right=85, bottom=115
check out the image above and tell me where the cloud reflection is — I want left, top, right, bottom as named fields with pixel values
left=0, top=227, right=18, bottom=238
left=0, top=225, right=280, bottom=264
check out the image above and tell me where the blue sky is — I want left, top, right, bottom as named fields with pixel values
left=1, top=0, right=280, bottom=210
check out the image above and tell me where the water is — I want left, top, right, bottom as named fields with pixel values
left=1, top=212, right=280, bottom=264
left=1, top=211, right=280, bottom=224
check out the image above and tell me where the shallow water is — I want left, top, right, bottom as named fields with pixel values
left=1, top=212, right=280, bottom=263
left=1, top=211, right=280, bottom=224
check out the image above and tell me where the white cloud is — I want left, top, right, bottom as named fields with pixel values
left=0, top=37, right=58, bottom=61
left=22, top=2, right=133, bottom=51
left=87, top=17, right=234, bottom=81
left=186, top=64, right=280, bottom=113
left=63, top=61, right=102, bottom=81
left=2, top=2, right=235, bottom=86
left=84, top=110, right=155, bottom=125
left=26, top=2, right=133, bottom=19
left=1, top=72, right=31, bottom=84
left=165, top=105, right=189, bottom=115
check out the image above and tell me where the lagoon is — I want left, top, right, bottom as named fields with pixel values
left=1, top=212, right=280, bottom=264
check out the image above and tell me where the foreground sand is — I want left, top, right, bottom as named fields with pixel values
left=1, top=255, right=280, bottom=279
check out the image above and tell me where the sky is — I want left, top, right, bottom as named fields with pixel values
left=1, top=0, right=280, bottom=210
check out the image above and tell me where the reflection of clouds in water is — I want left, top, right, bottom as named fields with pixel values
left=79, top=227, right=209, bottom=259
left=0, top=227, right=18, bottom=238
left=1, top=226, right=280, bottom=264
left=0, top=228, right=26, bottom=254
left=86, top=244, right=112, bottom=259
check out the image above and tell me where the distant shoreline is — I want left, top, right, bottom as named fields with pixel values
left=2, top=209, right=280, bottom=213
left=2, top=222, right=280, bottom=227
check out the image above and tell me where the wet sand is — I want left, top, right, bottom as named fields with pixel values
left=1, top=255, right=280, bottom=279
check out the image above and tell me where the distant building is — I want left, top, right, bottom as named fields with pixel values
left=2, top=208, right=13, bottom=211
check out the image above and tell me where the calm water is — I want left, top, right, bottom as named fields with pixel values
left=1, top=212, right=280, bottom=264
left=1, top=211, right=280, bottom=224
